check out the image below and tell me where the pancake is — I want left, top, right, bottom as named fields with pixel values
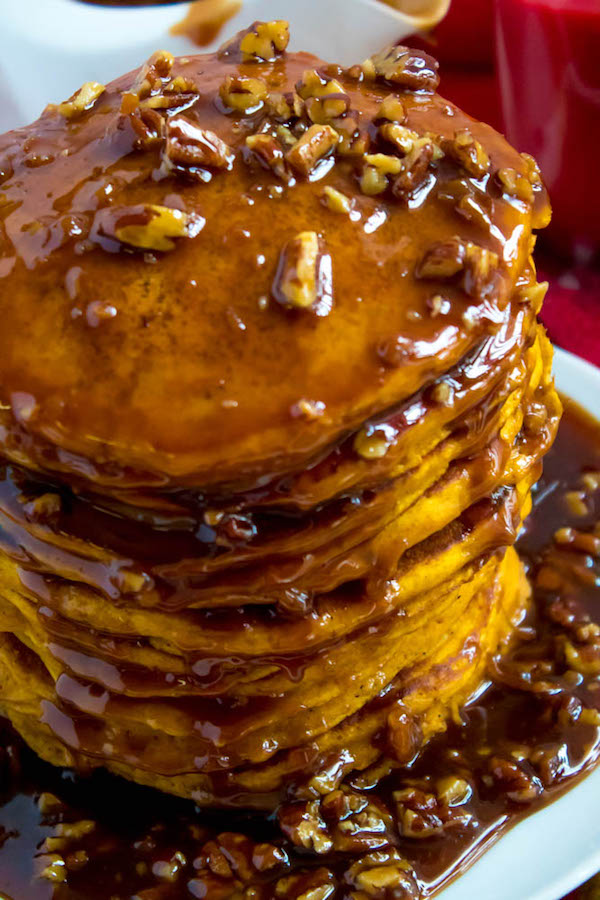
left=0, top=21, right=559, bottom=809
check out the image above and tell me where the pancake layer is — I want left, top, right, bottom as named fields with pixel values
left=0, top=22, right=559, bottom=808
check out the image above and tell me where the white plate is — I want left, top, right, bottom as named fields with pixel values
left=442, top=347, right=600, bottom=900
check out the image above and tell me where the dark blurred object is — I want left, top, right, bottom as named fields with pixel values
left=496, top=0, right=600, bottom=259
left=564, top=872, right=600, bottom=898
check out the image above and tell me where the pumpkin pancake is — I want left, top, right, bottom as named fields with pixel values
left=0, top=21, right=559, bottom=809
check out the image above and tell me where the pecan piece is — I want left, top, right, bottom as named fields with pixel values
left=91, top=204, right=204, bottom=252
left=245, top=133, right=288, bottom=180
left=442, top=128, right=489, bottom=178
left=367, top=44, right=440, bottom=91
left=272, top=231, right=333, bottom=315
left=295, top=69, right=351, bottom=123
left=128, top=106, right=165, bottom=150
left=266, top=90, right=304, bottom=121
left=321, top=186, right=352, bottom=214
left=278, top=800, right=333, bottom=854
left=219, top=75, right=267, bottom=112
left=463, top=242, right=499, bottom=298
left=218, top=20, right=289, bottom=62
left=56, top=82, right=105, bottom=119
left=131, top=50, right=174, bottom=100
left=333, top=112, right=370, bottom=157
left=164, top=116, right=234, bottom=177
left=386, top=707, right=422, bottom=763
left=416, top=238, right=466, bottom=279
left=275, top=868, right=335, bottom=900
left=488, top=756, right=543, bottom=803
left=285, top=124, right=338, bottom=176
left=239, top=20, right=289, bottom=61
left=344, top=849, right=419, bottom=899
left=497, top=166, right=534, bottom=203
left=392, top=139, right=437, bottom=200
left=375, top=94, right=406, bottom=124
left=353, top=426, right=391, bottom=460
left=360, top=153, right=402, bottom=195
left=306, top=92, right=351, bottom=125
left=394, top=784, right=473, bottom=838
left=296, top=69, right=343, bottom=100
left=141, top=74, right=199, bottom=111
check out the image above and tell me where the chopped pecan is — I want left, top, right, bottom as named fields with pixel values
left=275, top=868, right=336, bottom=900
left=378, top=123, right=420, bottom=155
left=245, top=133, right=288, bottom=180
left=219, top=75, right=267, bottom=112
left=354, top=426, right=391, bottom=460
left=278, top=800, right=333, bottom=854
left=333, top=112, right=370, bottom=157
left=563, top=639, right=600, bottom=675
left=436, top=775, right=472, bottom=806
left=520, top=152, right=543, bottom=187
left=416, top=238, right=466, bottom=279
left=128, top=106, right=165, bottom=150
left=488, top=756, right=543, bottom=802
left=272, top=231, right=333, bottom=315
left=141, top=74, right=199, bottom=111
left=306, top=92, right=351, bottom=125
left=430, top=381, right=455, bottom=407
left=23, top=492, right=62, bottom=521
left=463, top=242, right=499, bottom=299
left=515, top=280, right=547, bottom=312
left=131, top=50, right=174, bottom=100
left=38, top=854, right=67, bottom=883
left=55, top=82, right=104, bottom=119
left=497, top=166, right=534, bottom=203
left=152, top=850, right=186, bottom=882
left=391, top=139, right=437, bottom=200
left=387, top=708, right=422, bottom=763
left=266, top=91, right=304, bottom=121
left=163, top=116, right=234, bottom=178
left=375, top=94, right=406, bottom=124
left=529, top=743, right=569, bottom=787
left=321, top=185, right=352, bottom=214
left=360, top=153, right=402, bottom=195
left=286, top=124, right=338, bottom=176
left=442, top=128, right=489, bottom=178
left=564, top=490, right=589, bottom=517
left=343, top=849, right=419, bottom=899
left=200, top=833, right=256, bottom=882
left=427, top=294, right=451, bottom=316
left=393, top=786, right=472, bottom=838
left=239, top=20, right=289, bottom=61
left=367, top=44, right=439, bottom=91
left=91, top=204, right=204, bottom=252
left=296, top=70, right=342, bottom=100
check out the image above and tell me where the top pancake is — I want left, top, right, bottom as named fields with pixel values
left=0, top=24, right=550, bottom=490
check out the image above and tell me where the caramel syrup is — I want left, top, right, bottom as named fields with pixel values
left=0, top=396, right=598, bottom=899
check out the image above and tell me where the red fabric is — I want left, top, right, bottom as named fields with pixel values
left=406, top=1, right=600, bottom=369
left=538, top=258, right=600, bottom=367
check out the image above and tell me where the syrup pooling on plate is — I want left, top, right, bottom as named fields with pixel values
left=0, top=397, right=597, bottom=898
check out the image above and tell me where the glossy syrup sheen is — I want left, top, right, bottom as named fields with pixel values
left=0, top=395, right=597, bottom=899
left=0, top=45, right=545, bottom=491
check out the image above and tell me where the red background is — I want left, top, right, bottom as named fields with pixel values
left=407, top=0, right=600, bottom=371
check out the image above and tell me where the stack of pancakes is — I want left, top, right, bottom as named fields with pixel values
left=0, top=22, right=559, bottom=808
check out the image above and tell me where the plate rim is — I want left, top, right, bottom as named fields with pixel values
left=440, top=346, right=600, bottom=900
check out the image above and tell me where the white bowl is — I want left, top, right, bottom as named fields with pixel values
left=0, top=0, right=448, bottom=131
